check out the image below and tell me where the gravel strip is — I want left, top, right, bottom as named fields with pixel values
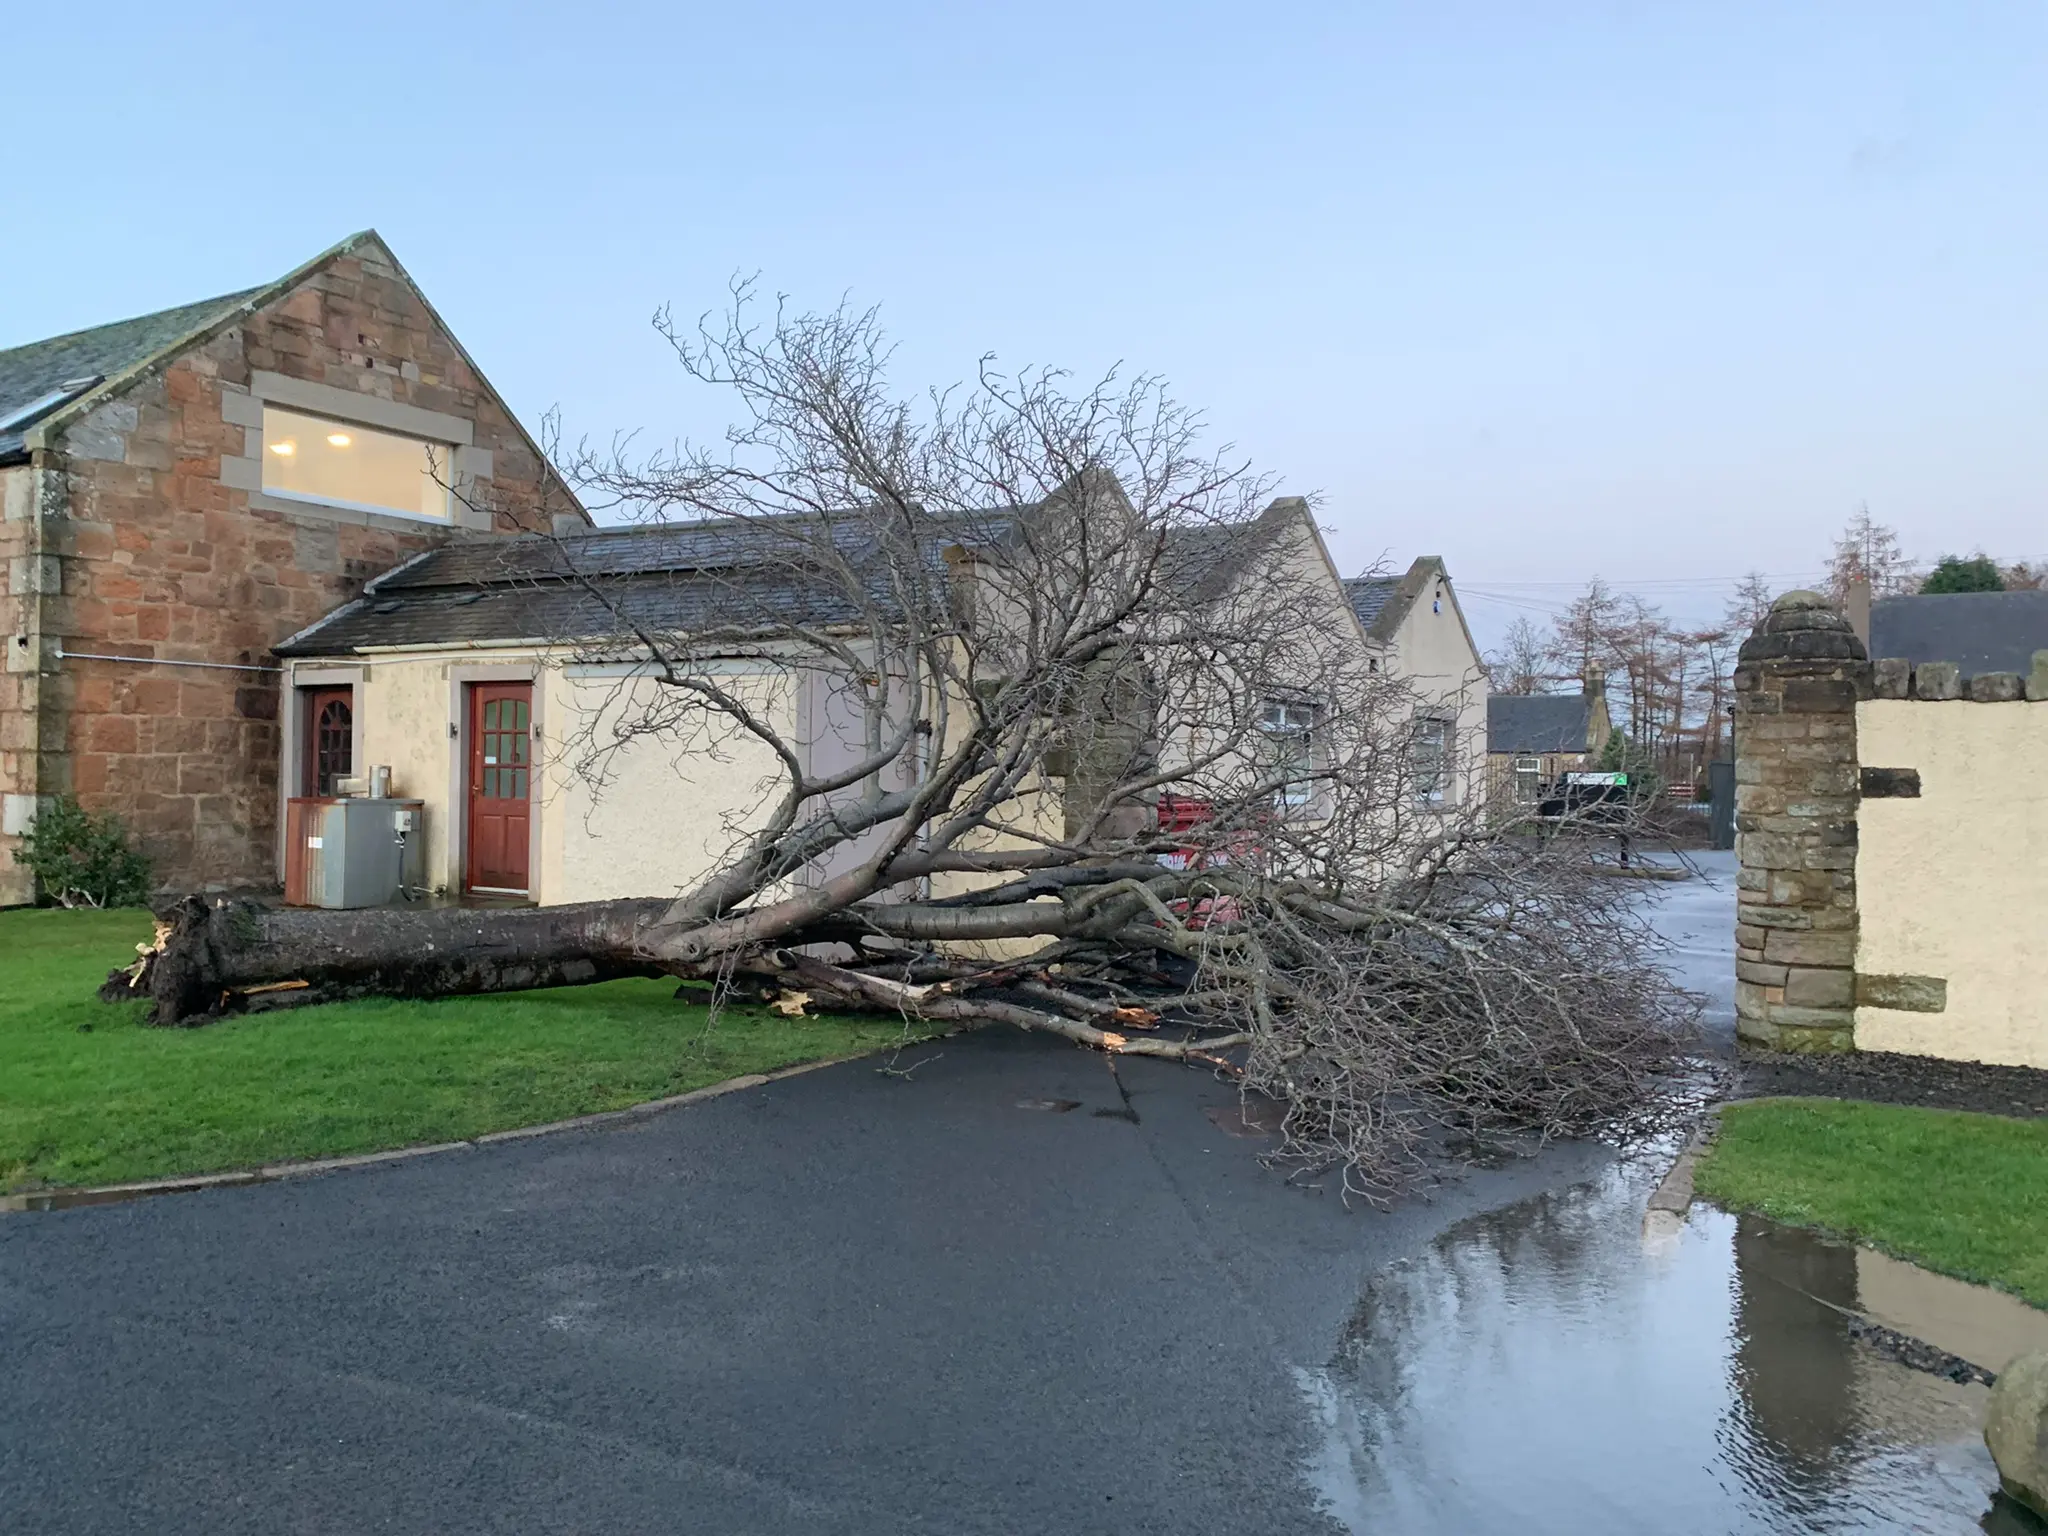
left=1844, top=1314, right=1996, bottom=1387
left=1735, top=1049, right=2048, bottom=1120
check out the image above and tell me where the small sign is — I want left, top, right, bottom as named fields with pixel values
left=1564, top=772, right=1628, bottom=786
left=483, top=756, right=497, bottom=765
left=305, top=836, right=324, bottom=849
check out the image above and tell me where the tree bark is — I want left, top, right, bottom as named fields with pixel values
left=101, top=896, right=1248, bottom=1069
left=109, top=897, right=673, bottom=1026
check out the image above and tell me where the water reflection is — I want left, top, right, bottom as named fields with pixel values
left=1299, top=1160, right=2001, bottom=1534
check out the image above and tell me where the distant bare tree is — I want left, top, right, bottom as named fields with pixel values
left=1826, top=505, right=1916, bottom=601
left=1724, top=572, right=1776, bottom=634
left=1606, top=595, right=1674, bottom=752
left=117, top=288, right=1698, bottom=1198
left=1484, top=615, right=1550, bottom=695
left=1541, top=579, right=1624, bottom=691
left=1688, top=628, right=1737, bottom=765
left=1999, top=561, right=2045, bottom=591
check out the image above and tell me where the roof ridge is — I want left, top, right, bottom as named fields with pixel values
left=0, top=287, right=264, bottom=362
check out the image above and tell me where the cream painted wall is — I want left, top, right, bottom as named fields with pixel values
left=549, top=663, right=799, bottom=905
left=331, top=654, right=460, bottom=890
left=1380, top=576, right=1488, bottom=807
left=1855, top=699, right=2048, bottom=1068
left=334, top=645, right=1014, bottom=911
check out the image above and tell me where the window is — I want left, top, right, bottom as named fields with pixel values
left=1260, top=699, right=1321, bottom=808
left=302, top=688, right=354, bottom=796
left=262, top=405, right=452, bottom=521
left=478, top=694, right=531, bottom=802
left=1411, top=714, right=1453, bottom=806
left=1513, top=755, right=1542, bottom=805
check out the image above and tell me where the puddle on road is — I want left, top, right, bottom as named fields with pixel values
left=1298, top=1160, right=2027, bottom=1534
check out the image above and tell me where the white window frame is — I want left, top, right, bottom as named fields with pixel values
left=1513, top=755, right=1542, bottom=804
left=1411, top=713, right=1454, bottom=806
left=1259, top=699, right=1322, bottom=809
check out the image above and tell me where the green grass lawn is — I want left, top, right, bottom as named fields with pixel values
left=1696, top=1097, right=2048, bottom=1307
left=0, top=906, right=925, bottom=1193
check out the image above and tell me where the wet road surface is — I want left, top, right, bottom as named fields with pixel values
left=3, top=1028, right=1613, bottom=1534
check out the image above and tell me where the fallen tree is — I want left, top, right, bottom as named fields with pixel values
left=106, top=899, right=672, bottom=1021
left=107, top=288, right=1699, bottom=1197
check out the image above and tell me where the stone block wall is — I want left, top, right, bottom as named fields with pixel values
left=2, top=235, right=578, bottom=902
left=1734, top=590, right=2048, bottom=1066
left=1732, top=592, right=1868, bottom=1052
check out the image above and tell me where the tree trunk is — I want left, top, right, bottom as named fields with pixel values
left=109, top=897, right=674, bottom=1026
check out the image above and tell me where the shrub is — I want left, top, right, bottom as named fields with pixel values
left=1920, top=554, right=2004, bottom=594
left=12, top=795, right=152, bottom=908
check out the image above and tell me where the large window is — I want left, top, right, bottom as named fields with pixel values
left=1412, top=714, right=1453, bottom=806
left=262, top=405, right=452, bottom=521
left=1260, top=699, right=1321, bottom=809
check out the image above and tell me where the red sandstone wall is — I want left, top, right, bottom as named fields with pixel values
left=25, top=238, right=575, bottom=893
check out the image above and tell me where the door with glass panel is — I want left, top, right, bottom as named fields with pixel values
left=301, top=687, right=354, bottom=795
left=465, top=682, right=532, bottom=894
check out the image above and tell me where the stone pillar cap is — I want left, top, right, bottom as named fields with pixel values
left=1739, top=590, right=1869, bottom=663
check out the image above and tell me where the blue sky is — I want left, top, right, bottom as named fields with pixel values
left=4, top=2, right=2042, bottom=646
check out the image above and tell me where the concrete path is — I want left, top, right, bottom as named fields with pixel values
left=2, top=867, right=1737, bottom=1535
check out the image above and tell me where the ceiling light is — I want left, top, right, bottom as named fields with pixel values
left=326, top=432, right=352, bottom=447
left=269, top=441, right=296, bottom=456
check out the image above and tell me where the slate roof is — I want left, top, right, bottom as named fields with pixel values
left=1488, top=693, right=1594, bottom=754
left=1343, top=576, right=1401, bottom=631
left=372, top=516, right=895, bottom=589
left=279, top=568, right=869, bottom=655
left=0, top=290, right=261, bottom=460
left=277, top=517, right=917, bottom=656
left=277, top=499, right=1303, bottom=658
left=1869, top=590, right=2048, bottom=676
left=1343, top=557, right=1457, bottom=645
left=1154, top=497, right=1306, bottom=606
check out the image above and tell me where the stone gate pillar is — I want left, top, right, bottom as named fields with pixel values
left=1731, top=592, right=1869, bottom=1053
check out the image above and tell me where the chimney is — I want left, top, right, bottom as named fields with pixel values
left=1843, top=576, right=1871, bottom=649
left=551, top=511, right=585, bottom=538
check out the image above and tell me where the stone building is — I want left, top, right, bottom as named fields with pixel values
left=0, top=232, right=584, bottom=904
left=1483, top=667, right=1611, bottom=807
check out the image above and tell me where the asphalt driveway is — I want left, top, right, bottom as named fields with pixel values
left=2, top=868, right=1731, bottom=1534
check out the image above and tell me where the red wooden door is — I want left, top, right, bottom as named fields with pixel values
left=302, top=687, right=354, bottom=796
left=466, top=682, right=532, bottom=893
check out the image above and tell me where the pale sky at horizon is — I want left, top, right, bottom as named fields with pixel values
left=4, top=2, right=2042, bottom=651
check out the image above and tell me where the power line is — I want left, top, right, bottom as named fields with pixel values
left=1456, top=572, right=1826, bottom=590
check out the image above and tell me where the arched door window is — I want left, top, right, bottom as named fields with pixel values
left=302, top=688, right=354, bottom=796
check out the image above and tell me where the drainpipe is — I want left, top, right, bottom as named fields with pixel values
left=3, top=457, right=60, bottom=854
left=51, top=644, right=281, bottom=673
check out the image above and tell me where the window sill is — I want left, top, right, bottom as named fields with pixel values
left=260, top=487, right=454, bottom=526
